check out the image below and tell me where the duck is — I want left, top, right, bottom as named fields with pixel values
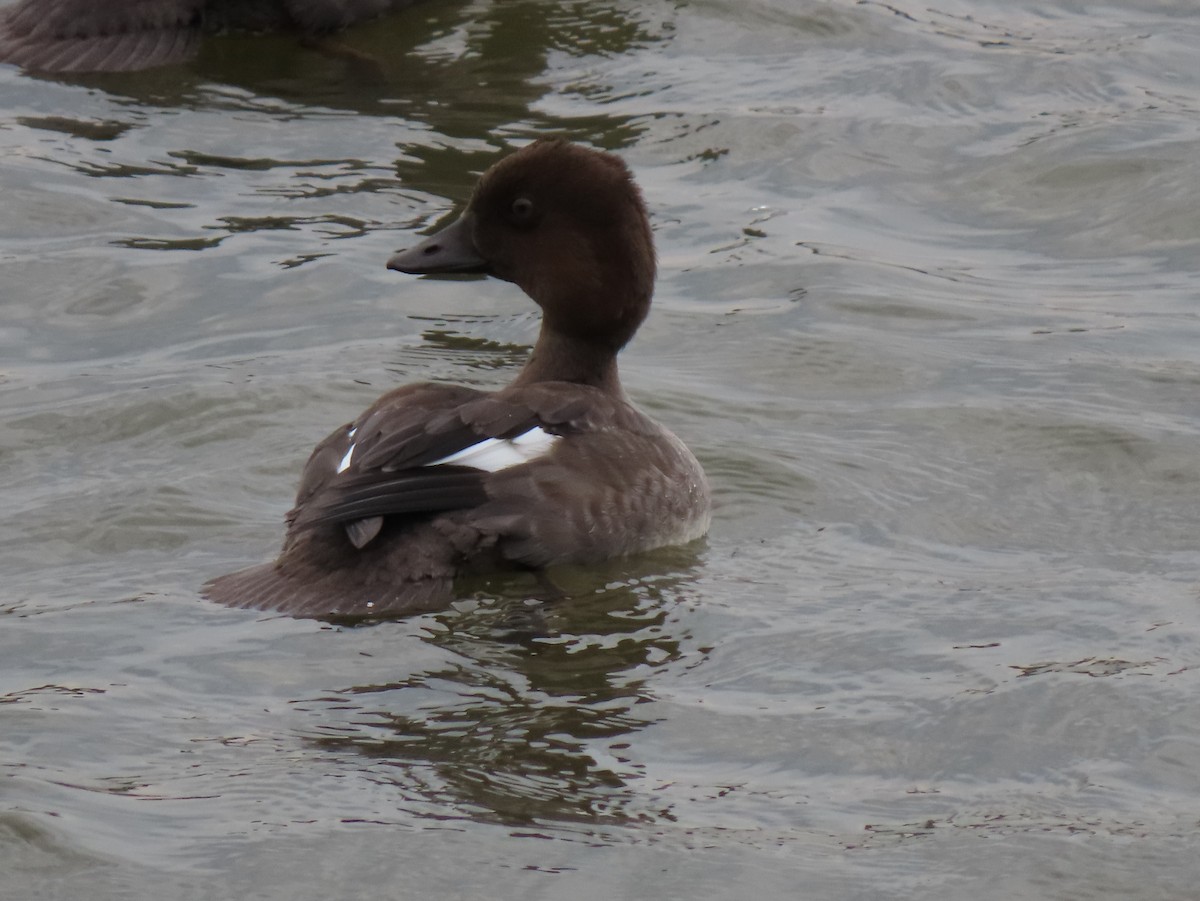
left=0, top=0, right=417, bottom=73
left=203, top=138, right=711, bottom=618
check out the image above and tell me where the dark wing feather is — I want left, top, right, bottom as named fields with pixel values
left=291, top=467, right=488, bottom=531
left=289, top=381, right=612, bottom=548
left=284, top=383, right=540, bottom=545
left=349, top=394, right=541, bottom=472
left=343, top=383, right=484, bottom=471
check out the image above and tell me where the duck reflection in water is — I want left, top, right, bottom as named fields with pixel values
left=303, top=559, right=701, bottom=828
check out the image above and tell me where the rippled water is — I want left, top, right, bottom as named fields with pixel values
left=3, top=0, right=1200, bottom=897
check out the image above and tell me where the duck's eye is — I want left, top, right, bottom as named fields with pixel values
left=509, top=196, right=535, bottom=225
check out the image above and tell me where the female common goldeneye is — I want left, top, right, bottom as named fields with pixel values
left=204, top=138, right=711, bottom=618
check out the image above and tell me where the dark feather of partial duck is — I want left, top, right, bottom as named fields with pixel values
left=0, top=0, right=416, bottom=73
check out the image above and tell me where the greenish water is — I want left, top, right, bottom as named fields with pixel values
left=3, top=1, right=1200, bottom=898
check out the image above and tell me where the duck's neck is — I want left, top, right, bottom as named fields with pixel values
left=512, top=327, right=623, bottom=395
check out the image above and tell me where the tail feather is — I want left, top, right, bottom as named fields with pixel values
left=203, top=560, right=453, bottom=619
left=204, top=507, right=489, bottom=620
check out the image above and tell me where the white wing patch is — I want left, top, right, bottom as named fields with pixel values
left=336, top=426, right=358, bottom=474
left=427, top=427, right=560, bottom=472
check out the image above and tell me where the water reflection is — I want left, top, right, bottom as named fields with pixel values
left=13, top=1, right=663, bottom=126
left=410, top=326, right=532, bottom=372
left=304, top=551, right=703, bottom=827
left=7, top=2, right=668, bottom=266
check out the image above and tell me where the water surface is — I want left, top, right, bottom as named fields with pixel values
left=3, top=1, right=1200, bottom=898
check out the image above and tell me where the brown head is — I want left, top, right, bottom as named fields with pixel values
left=389, top=139, right=656, bottom=355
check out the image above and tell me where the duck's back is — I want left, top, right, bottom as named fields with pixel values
left=203, top=380, right=709, bottom=618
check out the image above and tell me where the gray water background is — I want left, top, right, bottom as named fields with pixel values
left=3, top=0, right=1200, bottom=897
